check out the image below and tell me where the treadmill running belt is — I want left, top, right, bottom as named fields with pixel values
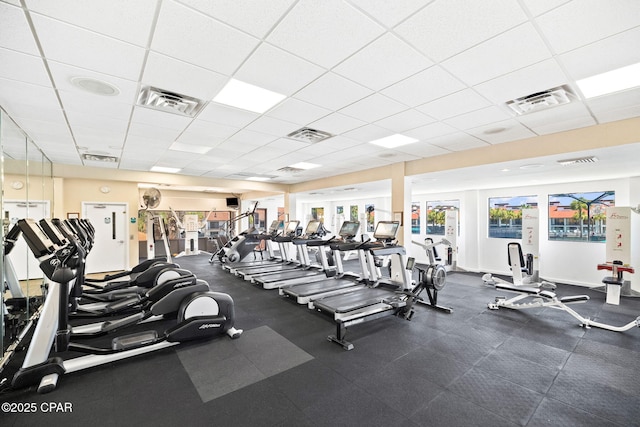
left=314, top=288, right=393, bottom=313
left=284, top=279, right=360, bottom=297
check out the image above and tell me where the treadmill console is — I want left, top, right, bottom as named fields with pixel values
left=338, top=221, right=360, bottom=240
left=373, top=221, right=400, bottom=243
left=283, top=220, right=300, bottom=235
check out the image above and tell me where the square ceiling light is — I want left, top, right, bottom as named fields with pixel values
left=289, top=162, right=321, bottom=170
left=369, top=134, right=418, bottom=149
left=213, top=78, right=286, bottom=113
left=169, top=141, right=212, bottom=154
left=576, top=62, right=640, bottom=98
left=151, top=166, right=181, bottom=173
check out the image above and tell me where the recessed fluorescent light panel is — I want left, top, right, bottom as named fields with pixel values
left=246, top=176, right=272, bottom=181
left=369, top=134, right=419, bottom=149
left=213, top=78, right=286, bottom=113
left=150, top=166, right=181, bottom=173
left=576, top=62, right=640, bottom=98
left=289, top=162, right=321, bottom=170
left=169, top=141, right=212, bottom=154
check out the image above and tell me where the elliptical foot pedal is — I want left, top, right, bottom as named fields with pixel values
left=112, top=331, right=158, bottom=350
left=37, top=373, right=59, bottom=394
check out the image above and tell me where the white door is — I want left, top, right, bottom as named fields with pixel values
left=4, top=200, right=50, bottom=280
left=83, top=202, right=128, bottom=274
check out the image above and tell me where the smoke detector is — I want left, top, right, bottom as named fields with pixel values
left=506, top=86, right=573, bottom=115
left=137, top=86, right=205, bottom=117
left=287, top=127, right=333, bottom=143
left=557, top=156, right=598, bottom=166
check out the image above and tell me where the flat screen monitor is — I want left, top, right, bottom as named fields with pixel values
left=338, top=221, right=360, bottom=238
left=226, top=197, right=239, bottom=208
left=305, top=220, right=321, bottom=234
left=284, top=220, right=299, bottom=234
left=373, top=221, right=400, bottom=240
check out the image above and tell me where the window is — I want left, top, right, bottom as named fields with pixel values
left=426, top=200, right=459, bottom=235
left=548, top=191, right=614, bottom=242
left=411, top=202, right=420, bottom=234
left=488, top=196, right=537, bottom=239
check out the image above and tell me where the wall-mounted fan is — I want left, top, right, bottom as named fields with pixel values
left=142, top=187, right=161, bottom=209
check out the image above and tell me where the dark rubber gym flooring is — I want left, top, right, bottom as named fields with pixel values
left=3, top=254, right=640, bottom=426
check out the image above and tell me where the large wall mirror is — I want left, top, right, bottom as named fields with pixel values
left=1, top=108, right=54, bottom=360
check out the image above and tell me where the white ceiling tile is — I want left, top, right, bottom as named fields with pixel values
left=210, top=140, right=254, bottom=155
left=381, top=66, right=466, bottom=107
left=267, top=0, right=385, bottom=68
left=266, top=138, right=309, bottom=151
left=266, top=98, right=331, bottom=125
left=417, top=89, right=491, bottom=120
left=303, top=135, right=362, bottom=152
left=444, top=106, right=512, bottom=130
left=56, top=90, right=133, bottom=123
left=587, top=88, right=640, bottom=118
left=342, top=124, right=394, bottom=143
left=333, top=33, right=431, bottom=91
left=293, top=72, right=373, bottom=110
left=339, top=93, right=407, bottom=122
left=124, top=134, right=173, bottom=152
left=309, top=113, right=367, bottom=135
left=155, top=150, right=200, bottom=166
left=185, top=119, right=240, bottom=140
left=185, top=157, right=227, bottom=170
left=12, top=117, right=70, bottom=139
left=395, top=0, right=527, bottom=61
left=176, top=0, right=296, bottom=38
left=26, top=0, right=158, bottom=46
left=224, top=129, right=278, bottom=146
left=152, top=1, right=259, bottom=75
left=0, top=48, right=50, bottom=87
left=473, top=58, right=569, bottom=104
left=131, top=106, right=193, bottom=131
left=245, top=115, right=300, bottom=137
left=559, top=27, right=640, bottom=81
left=31, top=14, right=145, bottom=81
left=348, top=0, right=429, bottom=28
left=592, top=104, right=640, bottom=125
left=197, top=103, right=259, bottom=127
left=175, top=132, right=224, bottom=148
left=142, top=52, right=227, bottom=100
left=234, top=43, right=325, bottom=96
left=247, top=144, right=292, bottom=160
left=393, top=141, right=451, bottom=158
left=404, top=121, right=458, bottom=141
left=467, top=119, right=537, bottom=144
left=535, top=0, right=640, bottom=54
left=521, top=0, right=570, bottom=17
left=517, top=102, right=595, bottom=132
left=374, top=109, right=435, bottom=133
left=66, top=109, right=129, bottom=135
left=527, top=115, right=597, bottom=136
left=127, top=121, right=183, bottom=142
left=428, top=132, right=489, bottom=151
left=0, top=78, right=61, bottom=116
left=441, top=23, right=552, bottom=86
left=0, top=3, right=41, bottom=55
left=3, top=100, right=66, bottom=127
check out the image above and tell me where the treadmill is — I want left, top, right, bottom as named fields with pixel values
left=251, top=220, right=330, bottom=289
left=311, top=221, right=414, bottom=349
left=224, top=220, right=282, bottom=275
left=237, top=220, right=302, bottom=281
left=280, top=221, right=366, bottom=305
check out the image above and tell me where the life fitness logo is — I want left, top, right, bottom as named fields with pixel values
left=609, top=213, right=629, bottom=220
left=523, top=214, right=538, bottom=219
left=199, top=323, right=221, bottom=329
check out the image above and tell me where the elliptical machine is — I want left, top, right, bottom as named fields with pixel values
left=10, top=218, right=242, bottom=394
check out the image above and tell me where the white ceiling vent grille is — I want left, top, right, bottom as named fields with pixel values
left=138, top=86, right=205, bottom=117
left=506, top=86, right=573, bottom=115
left=82, top=153, right=119, bottom=162
left=287, top=127, right=333, bottom=143
left=557, top=156, right=599, bottom=166
left=277, top=166, right=305, bottom=174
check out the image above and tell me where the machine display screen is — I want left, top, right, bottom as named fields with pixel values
left=284, top=221, right=299, bottom=234
left=373, top=221, right=400, bottom=240
left=268, top=220, right=280, bottom=232
left=339, top=221, right=360, bottom=237
left=305, top=220, right=321, bottom=234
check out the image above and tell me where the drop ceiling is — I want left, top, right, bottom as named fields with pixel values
left=0, top=0, right=639, bottom=187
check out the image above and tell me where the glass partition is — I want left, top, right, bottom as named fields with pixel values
left=1, top=108, right=54, bottom=362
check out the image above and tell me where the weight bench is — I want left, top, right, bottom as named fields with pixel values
left=488, top=283, right=640, bottom=332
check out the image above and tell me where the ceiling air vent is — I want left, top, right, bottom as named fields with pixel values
left=506, top=85, right=573, bottom=115
left=82, top=153, right=119, bottom=162
left=137, top=86, right=205, bottom=117
left=557, top=156, right=599, bottom=166
left=287, top=127, right=333, bottom=143
left=277, top=166, right=305, bottom=174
